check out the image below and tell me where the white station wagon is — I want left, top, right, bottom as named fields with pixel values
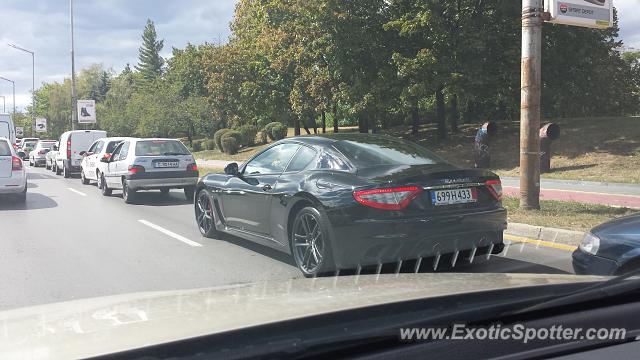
left=99, top=138, right=199, bottom=203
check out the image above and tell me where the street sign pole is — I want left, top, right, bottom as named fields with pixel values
left=519, top=0, right=543, bottom=210
left=70, top=0, right=78, bottom=131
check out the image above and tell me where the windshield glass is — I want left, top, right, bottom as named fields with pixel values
left=333, top=137, right=446, bottom=168
left=1, top=0, right=639, bottom=357
left=135, top=140, right=190, bottom=156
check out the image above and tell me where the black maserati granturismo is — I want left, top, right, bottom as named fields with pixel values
left=194, top=133, right=507, bottom=277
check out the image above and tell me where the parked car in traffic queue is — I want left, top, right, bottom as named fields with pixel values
left=100, top=138, right=199, bottom=203
left=573, top=212, right=640, bottom=276
left=194, top=133, right=507, bottom=277
left=0, top=137, right=27, bottom=202
left=80, top=137, right=130, bottom=187
left=55, top=130, right=107, bottom=178
left=29, top=140, right=57, bottom=167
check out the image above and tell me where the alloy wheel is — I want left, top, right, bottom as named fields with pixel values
left=196, top=191, right=214, bottom=235
left=292, top=212, right=326, bottom=275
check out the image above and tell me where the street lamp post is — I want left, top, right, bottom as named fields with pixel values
left=70, top=0, right=77, bottom=130
left=8, top=43, right=35, bottom=136
left=0, top=76, right=16, bottom=117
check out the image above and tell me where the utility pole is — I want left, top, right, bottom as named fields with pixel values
left=70, top=0, right=78, bottom=130
left=519, top=0, right=542, bottom=210
left=8, top=44, right=35, bottom=136
left=0, top=77, right=16, bottom=116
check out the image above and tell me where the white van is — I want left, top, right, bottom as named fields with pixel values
left=0, top=113, right=16, bottom=146
left=55, top=130, right=107, bottom=178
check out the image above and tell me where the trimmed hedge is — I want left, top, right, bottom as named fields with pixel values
left=222, top=130, right=243, bottom=146
left=192, top=140, right=203, bottom=152
left=221, top=136, right=239, bottom=155
left=238, top=125, right=258, bottom=146
left=270, top=123, right=288, bottom=141
left=258, top=130, right=268, bottom=144
left=214, top=128, right=232, bottom=150
left=203, top=139, right=216, bottom=150
left=263, top=122, right=280, bottom=141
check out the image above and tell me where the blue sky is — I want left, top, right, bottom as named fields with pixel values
left=0, top=0, right=638, bottom=110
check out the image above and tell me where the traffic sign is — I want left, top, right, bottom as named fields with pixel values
left=544, top=0, right=613, bottom=29
left=15, top=127, right=23, bottom=137
left=77, top=99, right=97, bottom=124
left=35, top=118, right=47, bottom=133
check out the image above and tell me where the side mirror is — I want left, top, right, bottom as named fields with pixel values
left=100, top=153, right=112, bottom=163
left=79, top=151, right=87, bottom=156
left=53, top=145, right=58, bottom=151
left=224, top=163, right=239, bottom=176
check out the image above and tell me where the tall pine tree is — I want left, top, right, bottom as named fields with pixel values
left=135, top=19, right=164, bottom=83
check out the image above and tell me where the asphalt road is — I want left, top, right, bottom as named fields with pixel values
left=0, top=165, right=575, bottom=311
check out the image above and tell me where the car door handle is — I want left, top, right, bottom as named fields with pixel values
left=262, top=184, right=272, bottom=191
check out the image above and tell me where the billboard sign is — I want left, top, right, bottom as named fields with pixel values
left=545, top=0, right=613, bottom=29
left=35, top=118, right=47, bottom=133
left=77, top=99, right=97, bottom=124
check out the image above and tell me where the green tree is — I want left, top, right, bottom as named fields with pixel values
left=135, top=19, right=165, bottom=83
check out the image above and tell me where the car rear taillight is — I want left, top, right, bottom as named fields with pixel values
left=11, top=156, right=22, bottom=171
left=485, top=179, right=502, bottom=201
left=187, top=163, right=198, bottom=172
left=128, top=165, right=145, bottom=174
left=353, top=186, right=422, bottom=210
left=66, top=138, right=71, bottom=160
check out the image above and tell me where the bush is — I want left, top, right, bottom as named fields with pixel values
left=221, top=136, right=239, bottom=155
left=192, top=140, right=203, bottom=152
left=257, top=130, right=268, bottom=144
left=222, top=130, right=243, bottom=146
left=214, top=128, right=232, bottom=150
left=270, top=123, right=288, bottom=140
left=238, top=125, right=258, bottom=146
left=263, top=122, right=280, bottom=141
left=204, top=139, right=216, bottom=151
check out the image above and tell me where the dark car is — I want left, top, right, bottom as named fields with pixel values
left=194, top=134, right=507, bottom=276
left=573, top=213, right=640, bottom=275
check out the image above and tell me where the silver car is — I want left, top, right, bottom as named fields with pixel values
left=0, top=137, right=27, bottom=202
left=29, top=140, right=56, bottom=167
left=99, top=138, right=199, bottom=203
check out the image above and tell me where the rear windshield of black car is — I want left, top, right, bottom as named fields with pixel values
left=135, top=140, right=190, bottom=156
left=0, top=141, right=12, bottom=156
left=332, top=138, right=446, bottom=168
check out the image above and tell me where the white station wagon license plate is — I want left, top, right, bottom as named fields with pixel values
left=431, top=188, right=477, bottom=206
left=154, top=161, right=179, bottom=168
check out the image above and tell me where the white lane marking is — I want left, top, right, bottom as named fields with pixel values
left=137, top=219, right=202, bottom=247
left=67, top=188, right=87, bottom=197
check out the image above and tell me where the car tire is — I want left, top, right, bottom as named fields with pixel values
left=195, top=189, right=220, bottom=238
left=122, top=179, right=136, bottom=204
left=16, top=188, right=27, bottom=203
left=29, top=158, right=33, bottom=167
left=63, top=165, right=70, bottom=178
left=96, top=171, right=103, bottom=189
left=101, top=174, right=112, bottom=196
left=80, top=170, right=89, bottom=185
left=184, top=186, right=195, bottom=201
left=55, top=163, right=61, bottom=175
left=290, top=207, right=336, bottom=278
left=45, top=162, right=51, bottom=170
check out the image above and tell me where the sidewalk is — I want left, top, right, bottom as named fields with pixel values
left=501, top=176, right=640, bottom=209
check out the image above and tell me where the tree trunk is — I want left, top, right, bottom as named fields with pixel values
left=358, top=114, right=368, bottom=133
left=436, top=86, right=446, bottom=139
left=332, top=104, right=339, bottom=133
left=449, top=93, right=459, bottom=134
left=321, top=111, right=326, bottom=134
left=411, top=104, right=420, bottom=136
left=303, top=118, right=311, bottom=135
left=294, top=117, right=301, bottom=136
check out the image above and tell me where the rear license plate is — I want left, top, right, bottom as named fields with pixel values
left=431, top=188, right=477, bottom=206
left=154, top=161, right=179, bottom=168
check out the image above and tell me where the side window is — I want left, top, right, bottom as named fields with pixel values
left=95, top=141, right=105, bottom=153
left=110, top=143, right=123, bottom=161
left=286, top=146, right=317, bottom=172
left=118, top=142, right=130, bottom=161
left=244, top=143, right=300, bottom=175
left=89, top=141, right=101, bottom=154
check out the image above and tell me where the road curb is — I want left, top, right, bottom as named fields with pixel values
left=506, top=222, right=584, bottom=247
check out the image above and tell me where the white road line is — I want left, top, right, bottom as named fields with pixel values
left=66, top=188, right=87, bottom=197
left=137, top=220, right=202, bottom=247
